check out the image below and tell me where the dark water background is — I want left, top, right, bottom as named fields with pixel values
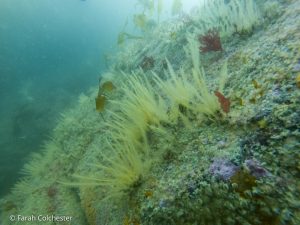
left=0, top=0, right=138, bottom=197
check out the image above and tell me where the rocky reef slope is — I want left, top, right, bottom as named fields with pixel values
left=1, top=0, right=299, bottom=224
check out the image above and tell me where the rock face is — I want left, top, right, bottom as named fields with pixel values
left=1, top=1, right=300, bottom=225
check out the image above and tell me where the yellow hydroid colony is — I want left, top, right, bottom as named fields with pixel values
left=67, top=38, right=227, bottom=202
left=71, top=141, right=148, bottom=201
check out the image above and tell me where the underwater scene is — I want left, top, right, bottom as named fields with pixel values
left=0, top=0, right=299, bottom=224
